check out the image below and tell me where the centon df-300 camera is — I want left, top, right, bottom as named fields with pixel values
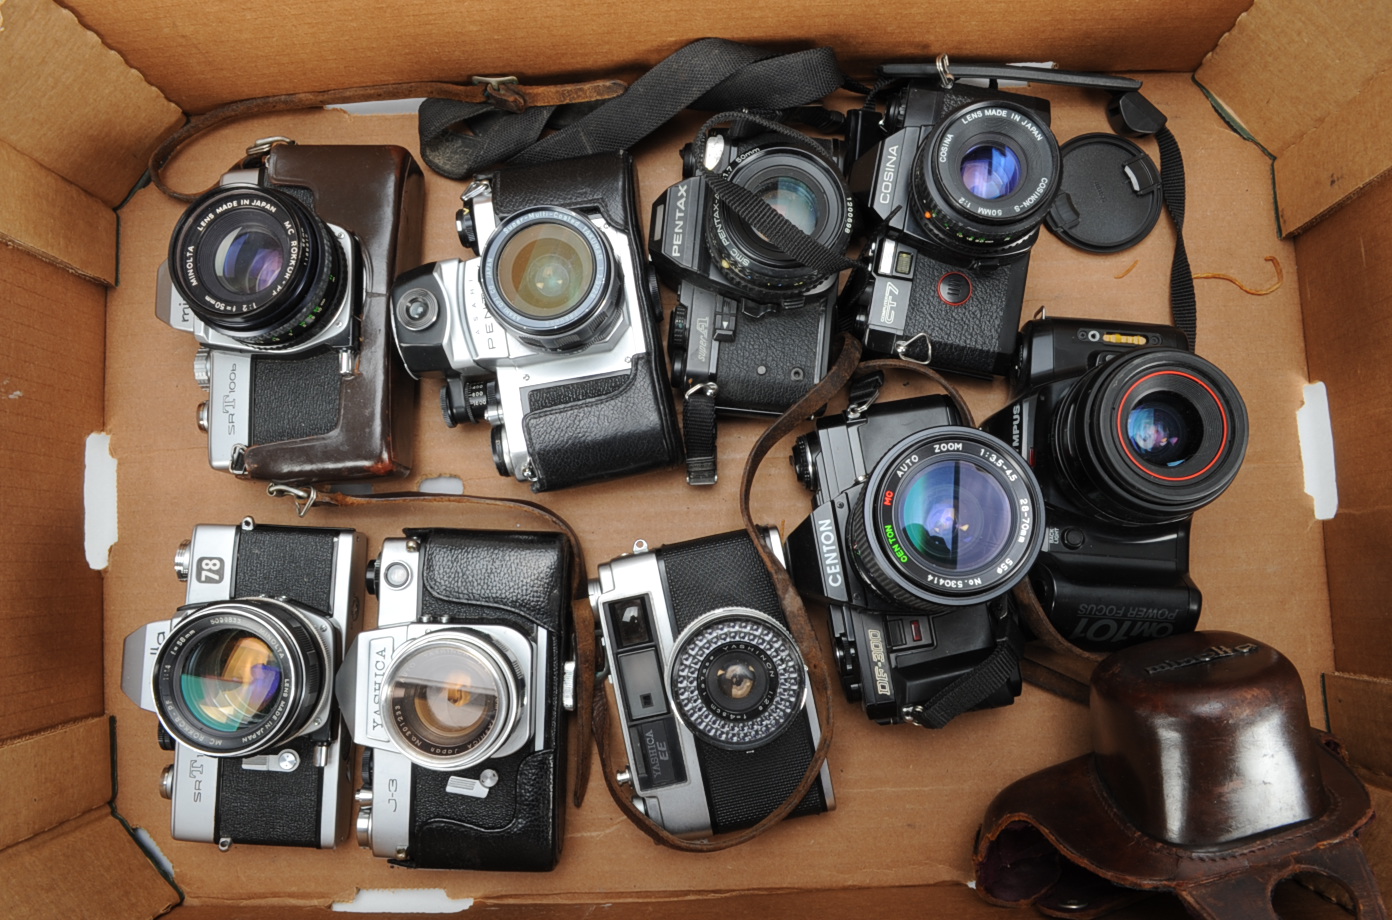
left=121, top=518, right=364, bottom=849
left=591, top=529, right=833, bottom=839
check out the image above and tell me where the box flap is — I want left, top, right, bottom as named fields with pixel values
left=0, top=245, right=107, bottom=743
left=0, top=809, right=179, bottom=920
left=1326, top=672, right=1392, bottom=776
left=0, top=717, right=112, bottom=852
left=0, top=0, right=182, bottom=208
left=0, top=139, right=118, bottom=285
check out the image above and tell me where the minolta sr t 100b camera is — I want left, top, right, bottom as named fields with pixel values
left=391, top=151, right=682, bottom=491
left=337, top=529, right=574, bottom=870
left=156, top=140, right=422, bottom=483
left=121, top=518, right=364, bottom=849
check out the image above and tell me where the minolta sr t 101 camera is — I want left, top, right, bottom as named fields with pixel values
left=845, top=79, right=1061, bottom=376
left=591, top=529, right=833, bottom=838
left=787, top=391, right=1045, bottom=727
left=337, top=529, right=574, bottom=870
left=983, top=318, right=1248, bottom=652
left=121, top=518, right=364, bottom=849
left=649, top=125, right=853, bottom=482
left=391, top=151, right=682, bottom=492
left=156, top=140, right=423, bottom=482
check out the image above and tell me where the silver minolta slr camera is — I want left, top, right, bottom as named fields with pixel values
left=590, top=529, right=833, bottom=839
left=336, top=529, right=575, bottom=870
left=121, top=518, right=364, bottom=849
left=390, top=151, right=681, bottom=492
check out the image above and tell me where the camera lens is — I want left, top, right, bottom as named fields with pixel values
left=1052, top=349, right=1248, bottom=523
left=382, top=634, right=521, bottom=770
left=850, top=427, right=1044, bottom=609
left=910, top=100, right=1061, bottom=260
left=706, top=144, right=852, bottom=294
left=168, top=185, right=344, bottom=347
left=481, top=207, right=619, bottom=352
left=668, top=609, right=806, bottom=751
left=152, top=599, right=329, bottom=756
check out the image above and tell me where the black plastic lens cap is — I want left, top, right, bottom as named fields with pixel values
left=1046, top=133, right=1163, bottom=254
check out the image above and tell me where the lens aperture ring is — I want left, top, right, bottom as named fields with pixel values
left=850, top=427, right=1044, bottom=610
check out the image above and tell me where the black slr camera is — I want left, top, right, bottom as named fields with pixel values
left=786, top=392, right=1045, bottom=727
left=591, top=530, right=833, bottom=838
left=391, top=151, right=682, bottom=492
left=337, top=529, right=575, bottom=870
left=845, top=80, right=1061, bottom=376
left=156, top=140, right=422, bottom=483
left=649, top=125, right=853, bottom=483
left=121, top=518, right=364, bottom=849
left=983, top=318, right=1248, bottom=652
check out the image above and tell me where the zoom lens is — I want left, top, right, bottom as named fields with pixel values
left=850, top=427, right=1044, bottom=609
left=481, top=207, right=620, bottom=352
left=1052, top=349, right=1248, bottom=524
left=168, top=185, right=344, bottom=347
left=707, top=144, right=853, bottom=294
left=668, top=608, right=807, bottom=751
left=153, top=599, right=328, bottom=756
left=910, top=100, right=1061, bottom=260
left=381, top=633, right=521, bottom=770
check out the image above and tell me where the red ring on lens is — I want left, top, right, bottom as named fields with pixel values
left=1116, top=370, right=1229, bottom=482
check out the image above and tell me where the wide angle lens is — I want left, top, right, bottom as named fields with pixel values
left=496, top=222, right=596, bottom=318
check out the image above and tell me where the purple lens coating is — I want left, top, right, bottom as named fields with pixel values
left=960, top=145, right=1023, bottom=200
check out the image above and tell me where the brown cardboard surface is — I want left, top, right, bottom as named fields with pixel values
left=1294, top=175, right=1392, bottom=680
left=1196, top=0, right=1392, bottom=157
left=0, top=245, right=106, bottom=743
left=0, top=0, right=182, bottom=208
left=1327, top=673, right=1392, bottom=776
left=0, top=139, right=117, bottom=284
left=59, top=0, right=1248, bottom=113
left=0, top=717, right=111, bottom=852
left=0, top=809, right=179, bottom=920
left=96, top=72, right=1337, bottom=906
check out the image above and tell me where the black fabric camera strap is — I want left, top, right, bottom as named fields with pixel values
left=420, top=38, right=852, bottom=179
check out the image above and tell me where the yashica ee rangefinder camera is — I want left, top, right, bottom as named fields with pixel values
left=156, top=139, right=423, bottom=483
left=391, top=151, right=682, bottom=492
left=337, top=529, right=575, bottom=870
left=121, top=518, right=364, bottom=849
left=787, top=391, right=1045, bottom=727
left=983, top=318, right=1248, bottom=652
left=649, top=125, right=853, bottom=483
left=844, top=80, right=1061, bottom=376
left=591, top=529, right=833, bottom=838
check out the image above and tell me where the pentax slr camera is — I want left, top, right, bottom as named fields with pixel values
left=845, top=79, right=1061, bottom=376
left=649, top=125, right=853, bottom=483
left=156, top=139, right=423, bottom=483
left=337, top=529, right=575, bottom=870
left=590, top=529, right=833, bottom=838
left=983, top=318, right=1248, bottom=652
left=391, top=151, right=682, bottom=492
left=121, top=518, right=364, bottom=849
left=786, top=391, right=1045, bottom=727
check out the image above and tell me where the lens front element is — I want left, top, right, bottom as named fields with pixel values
left=213, top=226, right=287, bottom=295
left=895, top=459, right=1016, bottom=574
left=960, top=144, right=1024, bottom=201
left=496, top=222, right=597, bottom=319
left=179, top=630, right=283, bottom=732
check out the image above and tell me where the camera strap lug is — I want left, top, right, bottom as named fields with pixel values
left=267, top=482, right=320, bottom=517
left=894, top=332, right=933, bottom=366
left=935, top=53, right=955, bottom=90
left=682, top=383, right=720, bottom=486
left=844, top=371, right=884, bottom=420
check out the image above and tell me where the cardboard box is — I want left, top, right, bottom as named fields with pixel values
left=3, top=0, right=1391, bottom=916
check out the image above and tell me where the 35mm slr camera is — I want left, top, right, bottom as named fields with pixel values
left=591, top=529, right=833, bottom=838
left=983, top=318, right=1248, bottom=652
left=156, top=140, right=422, bottom=483
left=649, top=125, right=853, bottom=483
left=391, top=151, right=682, bottom=492
left=845, top=80, right=1060, bottom=376
left=787, top=392, right=1045, bottom=726
left=337, top=529, right=575, bottom=870
left=121, top=518, right=364, bottom=849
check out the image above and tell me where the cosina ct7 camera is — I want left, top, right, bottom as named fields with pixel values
left=983, top=318, right=1248, bottom=652
left=156, top=139, right=423, bottom=482
left=786, top=391, right=1044, bottom=727
left=845, top=80, right=1061, bottom=376
left=121, top=518, right=364, bottom=849
left=336, top=529, right=575, bottom=870
left=649, top=125, right=853, bottom=482
left=391, top=151, right=682, bottom=492
left=591, top=529, right=833, bottom=838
